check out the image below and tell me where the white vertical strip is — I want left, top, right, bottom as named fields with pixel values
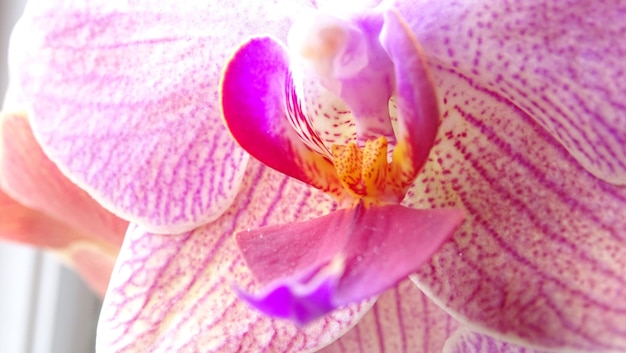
left=32, top=254, right=101, bottom=353
left=3, top=1, right=102, bottom=353
left=0, top=242, right=41, bottom=353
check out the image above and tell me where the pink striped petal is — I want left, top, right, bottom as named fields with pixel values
left=8, top=0, right=311, bottom=232
left=97, top=159, right=372, bottom=352
left=445, top=329, right=551, bottom=353
left=395, top=0, right=626, bottom=184
left=405, top=67, right=626, bottom=351
left=320, top=279, right=460, bottom=353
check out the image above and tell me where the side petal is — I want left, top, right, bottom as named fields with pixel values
left=395, top=0, right=626, bottom=184
left=407, top=68, right=626, bottom=351
left=321, top=279, right=460, bottom=353
left=97, top=159, right=369, bottom=352
left=221, top=36, right=349, bottom=200
left=8, top=0, right=310, bottom=232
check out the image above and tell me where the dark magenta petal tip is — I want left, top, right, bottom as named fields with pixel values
left=236, top=259, right=344, bottom=326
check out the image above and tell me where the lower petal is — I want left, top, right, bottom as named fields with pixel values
left=97, top=159, right=369, bottom=352
left=321, top=279, right=460, bottom=353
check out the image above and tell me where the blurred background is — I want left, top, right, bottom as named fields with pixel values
left=1, top=0, right=102, bottom=352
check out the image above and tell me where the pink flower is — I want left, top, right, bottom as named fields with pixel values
left=2, top=0, right=625, bottom=352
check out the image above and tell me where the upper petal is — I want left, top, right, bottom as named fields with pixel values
left=8, top=0, right=310, bottom=233
left=396, top=0, right=626, bottom=184
left=407, top=67, right=626, bottom=351
left=97, top=159, right=370, bottom=352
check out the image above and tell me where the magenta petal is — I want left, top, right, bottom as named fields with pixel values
left=236, top=203, right=464, bottom=322
left=221, top=36, right=348, bottom=199
left=395, top=0, right=626, bottom=184
left=379, top=9, right=440, bottom=180
left=9, top=1, right=307, bottom=232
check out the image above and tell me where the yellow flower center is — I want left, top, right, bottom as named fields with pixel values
left=331, top=137, right=407, bottom=206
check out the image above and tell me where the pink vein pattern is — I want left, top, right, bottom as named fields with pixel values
left=446, top=329, right=550, bottom=353
left=405, top=66, right=626, bottom=351
left=396, top=0, right=626, bottom=184
left=97, top=159, right=374, bottom=352
left=9, top=0, right=315, bottom=233
left=321, top=279, right=460, bottom=353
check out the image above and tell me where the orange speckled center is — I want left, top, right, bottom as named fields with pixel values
left=331, top=137, right=409, bottom=205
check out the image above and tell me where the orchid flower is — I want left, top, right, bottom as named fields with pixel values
left=2, top=0, right=625, bottom=353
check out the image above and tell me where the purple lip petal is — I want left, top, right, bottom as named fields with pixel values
left=321, top=279, right=460, bottom=353
left=97, top=159, right=373, bottom=352
left=406, top=66, right=626, bottom=351
left=236, top=259, right=342, bottom=327
left=236, top=202, right=464, bottom=323
left=394, top=0, right=626, bottom=184
left=221, top=36, right=350, bottom=199
left=8, top=0, right=308, bottom=232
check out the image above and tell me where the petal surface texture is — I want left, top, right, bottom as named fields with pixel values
left=97, top=159, right=373, bottom=352
left=386, top=1, right=626, bottom=350
left=8, top=0, right=312, bottom=232
left=443, top=329, right=552, bottom=353
left=320, top=279, right=459, bottom=353
left=402, top=60, right=626, bottom=351
left=395, top=0, right=626, bottom=184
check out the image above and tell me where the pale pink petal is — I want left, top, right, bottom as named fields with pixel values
left=0, top=111, right=127, bottom=247
left=444, top=329, right=552, bottom=353
left=0, top=186, right=87, bottom=248
left=0, top=188, right=118, bottom=295
left=321, top=279, right=460, bottom=353
left=97, top=159, right=372, bottom=352
left=8, top=0, right=312, bottom=232
left=395, top=0, right=626, bottom=184
left=65, top=242, right=118, bottom=298
left=404, top=67, right=626, bottom=351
